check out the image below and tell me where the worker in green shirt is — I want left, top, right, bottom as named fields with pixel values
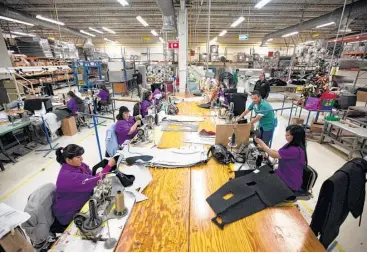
left=233, top=69, right=239, bottom=87
left=237, top=90, right=276, bottom=146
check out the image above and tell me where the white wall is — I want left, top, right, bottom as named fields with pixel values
left=96, top=45, right=166, bottom=61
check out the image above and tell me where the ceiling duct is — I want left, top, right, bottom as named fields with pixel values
left=262, top=0, right=367, bottom=44
left=155, top=0, right=177, bottom=32
left=0, top=2, right=89, bottom=39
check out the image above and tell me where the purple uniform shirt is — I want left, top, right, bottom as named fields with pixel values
left=115, top=116, right=137, bottom=145
left=67, top=98, right=79, bottom=115
left=97, top=90, right=109, bottom=102
left=219, top=89, right=228, bottom=105
left=141, top=100, right=152, bottom=117
left=53, top=162, right=111, bottom=225
left=153, top=89, right=163, bottom=104
left=276, top=145, right=305, bottom=190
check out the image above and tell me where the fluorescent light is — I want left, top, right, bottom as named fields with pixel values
left=0, top=16, right=34, bottom=26
left=304, top=40, right=314, bottom=44
left=266, top=38, right=273, bottom=42
left=219, top=30, right=227, bottom=37
left=151, top=30, right=158, bottom=36
left=36, top=15, right=64, bottom=26
left=282, top=31, right=298, bottom=37
left=316, top=22, right=335, bottom=28
left=159, top=37, right=164, bottom=43
left=210, top=37, right=218, bottom=44
left=136, top=16, right=149, bottom=27
left=12, top=31, right=36, bottom=37
left=230, top=17, right=245, bottom=28
left=80, top=30, right=96, bottom=37
left=102, top=27, right=116, bottom=34
left=89, top=27, right=103, bottom=34
left=117, top=0, right=129, bottom=6
left=255, top=0, right=272, bottom=9
left=104, top=38, right=115, bottom=43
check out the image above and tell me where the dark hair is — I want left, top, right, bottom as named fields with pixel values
left=116, top=106, right=130, bottom=120
left=143, top=91, right=152, bottom=101
left=285, top=125, right=308, bottom=164
left=56, top=144, right=85, bottom=165
left=100, top=84, right=109, bottom=93
left=236, top=69, right=239, bottom=72
left=135, top=70, right=139, bottom=73
left=67, top=91, right=83, bottom=104
left=251, top=90, right=261, bottom=97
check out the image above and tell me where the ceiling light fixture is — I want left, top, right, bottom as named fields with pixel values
left=117, top=0, right=129, bottom=6
left=151, top=30, right=158, bottom=36
left=89, top=27, right=103, bottom=34
left=219, top=30, right=227, bottom=37
left=266, top=38, right=273, bottom=42
left=102, top=27, right=116, bottom=34
left=104, top=38, right=115, bottom=43
left=80, top=30, right=96, bottom=37
left=11, top=31, right=36, bottom=37
left=255, top=0, right=272, bottom=9
left=0, top=16, right=34, bottom=26
left=316, top=22, right=335, bottom=28
left=136, top=16, right=149, bottom=27
left=159, top=37, right=165, bottom=43
left=230, top=17, right=245, bottom=28
left=36, top=15, right=64, bottom=26
left=282, top=31, right=298, bottom=37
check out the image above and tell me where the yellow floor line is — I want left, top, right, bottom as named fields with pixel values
left=336, top=243, right=345, bottom=252
left=0, top=130, right=95, bottom=201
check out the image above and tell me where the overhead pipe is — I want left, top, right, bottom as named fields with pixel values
left=0, top=2, right=89, bottom=39
left=155, top=0, right=177, bottom=32
left=261, top=0, right=367, bottom=44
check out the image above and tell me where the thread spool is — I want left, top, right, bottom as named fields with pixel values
left=114, top=190, right=128, bottom=217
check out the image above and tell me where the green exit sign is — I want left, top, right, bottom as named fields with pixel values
left=239, top=34, right=249, bottom=40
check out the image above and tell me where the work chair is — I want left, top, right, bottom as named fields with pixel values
left=293, top=165, right=318, bottom=201
left=100, top=95, right=113, bottom=115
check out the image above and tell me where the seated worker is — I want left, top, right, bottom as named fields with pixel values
left=141, top=91, right=153, bottom=118
left=237, top=90, right=276, bottom=146
left=218, top=83, right=228, bottom=106
left=67, top=91, right=84, bottom=115
left=95, top=84, right=110, bottom=111
left=115, top=106, right=142, bottom=145
left=52, top=144, right=116, bottom=227
left=255, top=125, right=307, bottom=191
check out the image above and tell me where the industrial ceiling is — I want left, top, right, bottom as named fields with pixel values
left=0, top=0, right=366, bottom=47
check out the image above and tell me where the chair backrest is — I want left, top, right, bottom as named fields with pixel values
left=22, top=183, right=56, bottom=246
left=301, top=164, right=318, bottom=194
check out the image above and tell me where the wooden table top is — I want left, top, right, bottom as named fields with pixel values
left=115, top=99, right=325, bottom=252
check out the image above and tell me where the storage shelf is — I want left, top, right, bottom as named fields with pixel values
left=342, top=52, right=367, bottom=56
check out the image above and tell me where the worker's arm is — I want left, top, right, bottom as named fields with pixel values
left=250, top=114, right=262, bottom=125
left=128, top=120, right=141, bottom=135
left=255, top=137, right=280, bottom=159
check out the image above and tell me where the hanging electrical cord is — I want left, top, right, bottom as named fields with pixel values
left=206, top=0, right=211, bottom=70
left=329, top=0, right=348, bottom=72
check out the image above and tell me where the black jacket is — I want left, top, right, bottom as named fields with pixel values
left=310, top=158, right=367, bottom=248
left=254, top=80, right=270, bottom=99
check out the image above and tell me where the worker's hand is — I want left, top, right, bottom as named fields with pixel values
left=136, top=120, right=142, bottom=126
left=254, top=137, right=266, bottom=149
left=108, top=157, right=116, bottom=167
left=135, top=115, right=142, bottom=121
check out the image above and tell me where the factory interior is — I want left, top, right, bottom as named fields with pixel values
left=1, top=0, right=367, bottom=252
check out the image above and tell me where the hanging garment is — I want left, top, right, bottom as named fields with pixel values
left=310, top=158, right=367, bottom=248
left=105, top=123, right=119, bottom=157
left=117, top=146, right=208, bottom=168
left=207, top=165, right=295, bottom=229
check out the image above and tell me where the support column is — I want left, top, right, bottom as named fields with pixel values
left=178, top=7, right=188, bottom=93
left=0, top=30, right=13, bottom=79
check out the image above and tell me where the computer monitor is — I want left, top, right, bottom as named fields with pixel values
left=227, top=93, right=248, bottom=116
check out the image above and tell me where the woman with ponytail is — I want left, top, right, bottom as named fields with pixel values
left=115, top=106, right=141, bottom=145
left=255, top=125, right=307, bottom=191
left=52, top=144, right=117, bottom=226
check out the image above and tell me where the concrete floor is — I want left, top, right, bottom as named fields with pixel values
left=0, top=91, right=366, bottom=252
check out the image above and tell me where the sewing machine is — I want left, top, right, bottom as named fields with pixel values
left=130, top=115, right=155, bottom=145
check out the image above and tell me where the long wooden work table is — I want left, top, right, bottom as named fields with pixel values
left=115, top=99, right=325, bottom=252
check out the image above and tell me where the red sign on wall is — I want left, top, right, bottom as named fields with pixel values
left=168, top=40, right=179, bottom=49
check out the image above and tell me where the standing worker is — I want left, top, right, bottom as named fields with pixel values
left=133, top=70, right=143, bottom=97
left=237, top=90, right=276, bottom=146
left=233, top=69, right=239, bottom=88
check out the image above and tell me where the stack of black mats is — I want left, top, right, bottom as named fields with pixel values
left=206, top=165, right=295, bottom=229
left=267, top=78, right=287, bottom=87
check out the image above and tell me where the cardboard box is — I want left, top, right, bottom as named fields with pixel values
left=62, top=116, right=78, bottom=136
left=291, top=117, right=304, bottom=125
left=113, top=83, right=128, bottom=95
left=310, top=123, right=324, bottom=133
left=0, top=228, right=35, bottom=252
left=215, top=124, right=251, bottom=147
left=356, top=90, right=367, bottom=102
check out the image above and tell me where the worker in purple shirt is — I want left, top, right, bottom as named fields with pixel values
left=152, top=85, right=164, bottom=105
left=218, top=83, right=228, bottom=106
left=66, top=91, right=83, bottom=115
left=95, top=84, right=110, bottom=111
left=115, top=106, right=141, bottom=145
left=141, top=91, right=153, bottom=118
left=52, top=144, right=117, bottom=227
left=255, top=125, right=307, bottom=191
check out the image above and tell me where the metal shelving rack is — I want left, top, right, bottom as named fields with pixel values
left=72, top=61, right=103, bottom=92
